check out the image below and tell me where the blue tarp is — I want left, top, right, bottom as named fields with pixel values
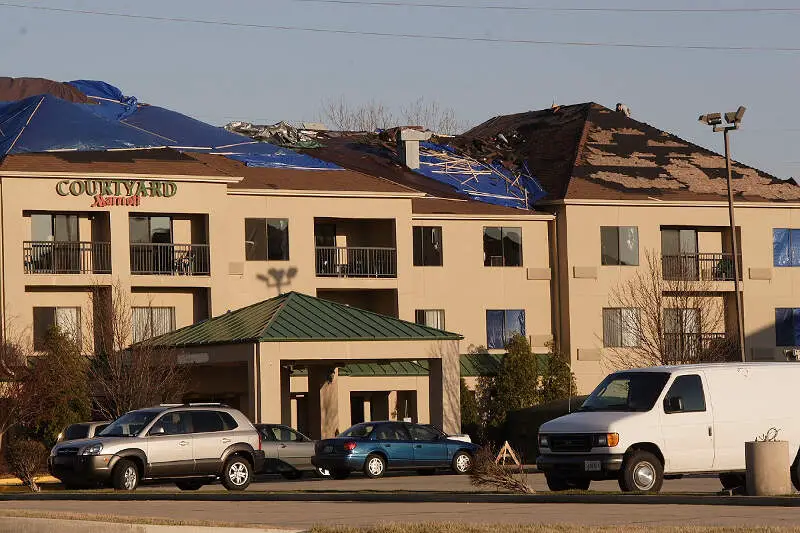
left=415, top=141, right=547, bottom=209
left=0, top=95, right=166, bottom=156
left=0, top=80, right=340, bottom=170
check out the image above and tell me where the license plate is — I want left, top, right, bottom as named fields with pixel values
left=323, top=445, right=333, bottom=454
left=584, top=460, right=601, bottom=472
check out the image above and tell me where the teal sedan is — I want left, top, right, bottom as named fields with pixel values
left=312, top=421, right=479, bottom=479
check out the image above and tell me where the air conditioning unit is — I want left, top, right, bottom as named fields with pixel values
left=784, top=348, right=800, bottom=361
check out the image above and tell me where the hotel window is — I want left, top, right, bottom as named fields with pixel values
left=33, top=307, right=81, bottom=351
left=773, top=229, right=800, bottom=267
left=601, top=226, right=639, bottom=266
left=132, top=307, right=176, bottom=343
left=413, top=226, right=443, bottom=266
left=483, top=227, right=522, bottom=267
left=415, top=309, right=445, bottom=330
left=602, top=308, right=641, bottom=347
left=486, top=309, right=526, bottom=349
left=245, top=218, right=289, bottom=261
left=775, top=308, right=800, bottom=346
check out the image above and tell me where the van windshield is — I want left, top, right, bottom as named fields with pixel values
left=579, top=372, right=670, bottom=412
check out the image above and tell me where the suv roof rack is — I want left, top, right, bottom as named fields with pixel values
left=186, top=402, right=229, bottom=407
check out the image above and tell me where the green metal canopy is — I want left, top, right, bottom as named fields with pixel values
left=141, top=291, right=462, bottom=348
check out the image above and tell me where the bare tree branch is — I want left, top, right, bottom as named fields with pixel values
left=320, top=96, right=464, bottom=134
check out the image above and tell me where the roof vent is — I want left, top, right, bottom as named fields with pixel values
left=616, top=103, right=631, bottom=117
left=396, top=127, right=432, bottom=170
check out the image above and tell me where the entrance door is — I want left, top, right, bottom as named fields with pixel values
left=659, top=373, right=714, bottom=472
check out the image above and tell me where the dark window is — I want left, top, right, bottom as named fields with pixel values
left=601, top=226, right=639, bottom=266
left=64, top=424, right=89, bottom=441
left=415, top=309, right=445, bottom=330
left=152, top=411, right=191, bottom=435
left=776, top=308, right=800, bottom=346
left=258, top=426, right=277, bottom=441
left=33, top=307, right=80, bottom=351
left=129, top=216, right=172, bottom=244
left=663, top=374, right=706, bottom=413
left=374, top=423, right=411, bottom=441
left=270, top=426, right=306, bottom=442
left=773, top=229, right=800, bottom=267
left=314, top=223, right=336, bottom=247
left=190, top=411, right=225, bottom=433
left=483, top=227, right=522, bottom=267
left=31, top=213, right=79, bottom=242
left=582, top=372, right=671, bottom=412
left=267, top=219, right=290, bottom=260
left=219, top=412, right=238, bottom=430
left=413, top=226, right=443, bottom=266
left=486, top=309, right=526, bottom=349
left=245, top=218, right=289, bottom=261
left=603, top=308, right=640, bottom=347
left=409, top=424, right=440, bottom=442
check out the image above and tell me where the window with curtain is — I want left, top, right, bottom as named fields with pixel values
left=486, top=309, right=526, bottom=349
left=776, top=308, right=800, bottom=346
left=415, top=309, right=445, bottom=329
left=132, top=307, right=176, bottom=343
left=773, top=229, right=800, bottom=267
left=245, top=218, right=289, bottom=261
left=483, top=227, right=522, bottom=267
left=33, top=306, right=81, bottom=351
left=413, top=226, right=443, bottom=266
left=602, top=308, right=640, bottom=347
left=601, top=226, right=639, bottom=266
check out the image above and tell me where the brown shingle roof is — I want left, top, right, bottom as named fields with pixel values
left=0, top=77, right=90, bottom=104
left=412, top=197, right=537, bottom=216
left=189, top=152, right=418, bottom=194
left=462, top=103, right=800, bottom=203
left=0, top=149, right=230, bottom=177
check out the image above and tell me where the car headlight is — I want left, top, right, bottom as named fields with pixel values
left=80, top=444, right=103, bottom=456
left=593, top=433, right=620, bottom=447
left=538, top=434, right=549, bottom=448
left=49, top=447, right=57, bottom=457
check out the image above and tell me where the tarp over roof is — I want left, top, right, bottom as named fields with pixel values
left=0, top=78, right=339, bottom=170
left=142, top=291, right=462, bottom=348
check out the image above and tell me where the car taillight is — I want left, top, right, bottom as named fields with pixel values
left=343, top=441, right=357, bottom=452
left=258, top=432, right=263, bottom=451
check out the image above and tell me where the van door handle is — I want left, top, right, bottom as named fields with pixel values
left=179, top=440, right=189, bottom=446
left=708, top=427, right=713, bottom=437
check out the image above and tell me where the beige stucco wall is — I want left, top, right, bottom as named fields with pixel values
left=557, top=201, right=800, bottom=393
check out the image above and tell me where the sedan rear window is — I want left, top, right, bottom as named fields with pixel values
left=340, top=423, right=375, bottom=438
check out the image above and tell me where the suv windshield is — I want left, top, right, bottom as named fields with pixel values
left=99, top=410, right=162, bottom=437
left=580, top=372, right=670, bottom=412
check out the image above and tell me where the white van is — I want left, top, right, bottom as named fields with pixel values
left=536, top=363, right=800, bottom=493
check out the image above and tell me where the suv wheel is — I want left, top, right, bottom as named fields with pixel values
left=222, top=456, right=252, bottom=491
left=112, top=459, right=139, bottom=491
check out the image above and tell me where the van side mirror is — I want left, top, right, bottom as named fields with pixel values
left=664, top=396, right=684, bottom=413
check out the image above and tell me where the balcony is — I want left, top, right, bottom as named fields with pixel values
left=661, top=253, right=741, bottom=282
left=663, top=332, right=735, bottom=362
left=23, top=241, right=111, bottom=274
left=130, top=243, right=210, bottom=276
left=315, top=247, right=397, bottom=278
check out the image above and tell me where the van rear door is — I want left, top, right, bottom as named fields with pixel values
left=659, top=373, right=714, bottom=472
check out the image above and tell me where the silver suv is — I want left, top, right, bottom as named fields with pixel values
left=48, top=404, right=265, bottom=491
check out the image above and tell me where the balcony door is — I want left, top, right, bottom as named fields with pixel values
left=315, top=223, right=337, bottom=275
left=31, top=214, right=80, bottom=273
left=662, top=229, right=698, bottom=280
left=130, top=216, right=173, bottom=274
left=664, top=308, right=701, bottom=362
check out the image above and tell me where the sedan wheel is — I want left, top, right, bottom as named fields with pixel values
left=364, top=454, right=386, bottom=479
left=452, top=451, right=472, bottom=474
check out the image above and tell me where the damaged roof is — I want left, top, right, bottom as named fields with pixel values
left=459, top=102, right=800, bottom=203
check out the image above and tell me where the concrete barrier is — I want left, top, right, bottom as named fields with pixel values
left=745, top=440, right=792, bottom=496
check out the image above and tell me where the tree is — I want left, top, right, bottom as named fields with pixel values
left=606, top=249, right=737, bottom=370
left=0, top=332, right=39, bottom=452
left=539, top=343, right=577, bottom=404
left=4, top=436, right=47, bottom=492
left=320, top=96, right=464, bottom=134
left=477, top=334, right=540, bottom=429
left=88, top=283, right=188, bottom=421
left=460, top=378, right=480, bottom=437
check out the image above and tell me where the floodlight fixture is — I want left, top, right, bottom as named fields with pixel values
left=698, top=112, right=723, bottom=126
left=724, top=106, right=746, bottom=125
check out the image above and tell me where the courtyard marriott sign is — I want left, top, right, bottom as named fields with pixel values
left=56, top=179, right=178, bottom=207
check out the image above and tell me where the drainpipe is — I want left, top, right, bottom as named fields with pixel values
left=0, top=177, right=6, bottom=340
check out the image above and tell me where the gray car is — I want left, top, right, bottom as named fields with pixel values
left=57, top=421, right=112, bottom=443
left=255, top=424, right=329, bottom=479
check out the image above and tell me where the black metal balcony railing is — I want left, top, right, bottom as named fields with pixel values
left=23, top=241, right=111, bottom=274
left=661, top=253, right=742, bottom=281
left=315, top=246, right=397, bottom=278
left=663, top=332, right=733, bottom=362
left=130, top=243, right=210, bottom=276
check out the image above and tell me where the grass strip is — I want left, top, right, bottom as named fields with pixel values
left=310, top=525, right=800, bottom=533
left=0, top=509, right=270, bottom=529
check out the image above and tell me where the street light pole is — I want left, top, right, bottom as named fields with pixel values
left=723, top=128, right=746, bottom=363
left=699, top=107, right=747, bottom=363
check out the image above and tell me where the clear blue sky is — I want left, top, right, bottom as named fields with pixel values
left=1, top=1, right=798, bottom=179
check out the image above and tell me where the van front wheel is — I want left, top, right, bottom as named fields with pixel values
left=618, top=450, right=663, bottom=493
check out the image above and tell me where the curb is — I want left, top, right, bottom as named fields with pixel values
left=0, top=491, right=799, bottom=507
left=0, top=476, right=58, bottom=487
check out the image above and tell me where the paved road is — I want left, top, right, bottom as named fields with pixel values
left=134, top=471, right=723, bottom=494
left=3, top=500, right=800, bottom=529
